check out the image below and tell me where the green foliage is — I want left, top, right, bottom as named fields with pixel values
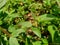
left=9, top=37, right=19, bottom=45
left=0, top=0, right=60, bottom=45
left=32, top=41, right=41, bottom=45
left=32, top=27, right=41, bottom=38
left=0, top=0, right=8, bottom=8
left=41, top=38, right=48, bottom=45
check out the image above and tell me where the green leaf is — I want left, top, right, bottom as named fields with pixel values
left=25, top=38, right=28, bottom=45
left=32, top=41, right=41, bottom=45
left=29, top=3, right=42, bottom=12
left=0, top=0, right=7, bottom=9
left=8, top=25, right=16, bottom=32
left=9, top=13, right=20, bottom=18
left=19, top=21, right=32, bottom=28
left=32, top=27, right=41, bottom=38
left=48, top=25, right=56, bottom=41
left=0, top=20, right=2, bottom=25
left=9, top=37, right=19, bottom=45
left=43, top=0, right=51, bottom=6
left=56, top=0, right=60, bottom=7
left=41, top=38, right=48, bottom=45
left=11, top=29, right=25, bottom=37
left=4, top=13, right=20, bottom=23
left=35, top=14, right=57, bottom=22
